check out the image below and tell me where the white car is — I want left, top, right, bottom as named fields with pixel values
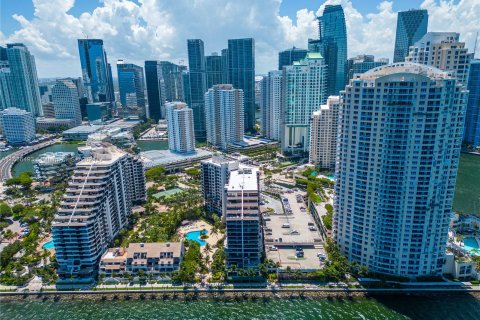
left=270, top=246, right=278, bottom=251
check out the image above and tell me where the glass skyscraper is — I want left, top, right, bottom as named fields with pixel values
left=117, top=60, right=146, bottom=118
left=187, top=39, right=207, bottom=139
left=464, top=60, right=480, bottom=147
left=278, top=47, right=307, bottom=70
left=206, top=53, right=223, bottom=89
left=393, top=9, right=428, bottom=63
left=6, top=43, right=43, bottom=116
left=145, top=60, right=163, bottom=121
left=309, top=5, right=347, bottom=97
left=78, top=39, right=115, bottom=103
left=334, top=63, right=467, bottom=279
left=227, top=38, right=255, bottom=132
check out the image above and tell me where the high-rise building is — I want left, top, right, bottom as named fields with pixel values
left=78, top=39, right=115, bottom=103
left=261, top=70, right=282, bottom=140
left=187, top=39, right=207, bottom=139
left=86, top=102, right=112, bottom=123
left=278, top=47, right=308, bottom=70
left=52, top=79, right=82, bottom=126
left=0, top=46, right=7, bottom=62
left=0, top=61, right=13, bottom=111
left=53, top=145, right=145, bottom=280
left=346, top=55, right=389, bottom=80
left=309, top=5, right=347, bottom=96
left=393, top=9, right=428, bottom=63
left=145, top=60, right=163, bottom=121
left=205, top=84, right=244, bottom=151
left=227, top=38, right=255, bottom=132
left=309, top=96, right=340, bottom=170
left=165, top=102, right=195, bottom=154
left=224, top=166, right=262, bottom=270
left=206, top=53, right=223, bottom=89
left=0, top=107, right=36, bottom=145
left=200, top=156, right=239, bottom=215
left=42, top=102, right=55, bottom=118
left=221, top=48, right=229, bottom=84
left=334, top=63, right=467, bottom=278
left=405, top=32, right=473, bottom=84
left=464, top=60, right=480, bottom=147
left=117, top=60, right=146, bottom=118
left=182, top=70, right=191, bottom=107
left=281, top=52, right=327, bottom=155
left=6, top=43, right=43, bottom=116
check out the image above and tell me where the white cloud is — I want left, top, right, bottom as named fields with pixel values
left=1, top=0, right=479, bottom=77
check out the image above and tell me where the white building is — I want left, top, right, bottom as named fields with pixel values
left=281, top=52, right=327, bottom=155
left=205, top=84, right=244, bottom=151
left=261, top=71, right=282, bottom=140
left=52, top=78, right=82, bottom=126
left=406, top=32, right=473, bottom=84
left=200, top=156, right=240, bottom=215
left=52, top=144, right=146, bottom=280
left=0, top=107, right=35, bottom=145
left=309, top=96, right=340, bottom=170
left=165, top=102, right=195, bottom=154
left=334, top=63, right=467, bottom=279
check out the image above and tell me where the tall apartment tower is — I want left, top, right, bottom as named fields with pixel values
left=0, top=61, right=13, bottom=111
left=78, top=39, right=115, bottom=103
left=309, top=96, right=340, bottom=170
left=224, top=166, right=262, bottom=270
left=165, top=102, right=195, bottom=154
left=278, top=47, right=308, bottom=70
left=0, top=107, right=36, bottom=145
left=206, top=53, right=223, bottom=89
left=309, top=5, right=347, bottom=96
left=464, top=60, right=480, bottom=147
left=117, top=60, right=146, bottom=118
left=334, top=63, right=467, bottom=279
left=281, top=52, right=327, bottom=155
left=205, top=84, right=244, bottom=151
left=52, top=79, right=82, bottom=126
left=53, top=145, right=145, bottom=280
left=6, top=43, right=43, bottom=116
left=346, top=55, right=389, bottom=80
left=405, top=32, right=473, bottom=84
left=227, top=38, right=255, bottom=132
left=200, top=157, right=239, bottom=215
left=145, top=60, right=163, bottom=121
left=393, top=9, right=428, bottom=63
left=187, top=39, right=207, bottom=139
left=261, top=70, right=282, bottom=140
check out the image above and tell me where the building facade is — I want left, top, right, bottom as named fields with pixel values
left=200, top=157, right=240, bottom=215
left=227, top=38, right=255, bottom=132
left=261, top=70, right=282, bottom=140
left=187, top=39, right=207, bottom=139
left=206, top=53, right=224, bottom=89
left=405, top=32, right=473, bottom=84
left=78, top=39, right=115, bottom=103
left=52, top=79, right=82, bottom=126
left=165, top=102, right=195, bottom=154
left=278, top=47, right=308, bottom=70
left=281, top=52, right=327, bottom=155
left=0, top=107, right=36, bottom=145
left=6, top=43, right=43, bottom=116
left=205, top=84, right=244, bottom=151
left=86, top=102, right=112, bottom=123
left=393, top=9, right=428, bottom=63
left=0, top=61, right=13, bottom=111
left=33, top=152, right=77, bottom=182
left=224, top=166, right=262, bottom=270
left=346, top=55, right=389, bottom=80
left=333, top=63, right=467, bottom=279
left=464, top=60, right=480, bottom=147
left=53, top=145, right=146, bottom=280
left=117, top=61, right=146, bottom=118
left=309, top=96, right=340, bottom=170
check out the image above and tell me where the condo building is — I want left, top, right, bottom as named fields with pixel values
left=278, top=47, right=308, bottom=70
left=0, top=107, right=35, bottom=145
left=333, top=63, right=467, bottom=278
left=464, top=60, right=480, bottom=147
left=346, top=55, right=389, bottom=80
left=165, top=102, right=195, bottom=154
left=261, top=71, right=282, bottom=141
left=52, top=79, right=82, bottom=126
left=393, top=9, right=428, bottom=63
left=53, top=145, right=146, bottom=280
left=309, top=96, right=340, bottom=170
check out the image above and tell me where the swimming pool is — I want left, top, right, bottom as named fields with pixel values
left=186, top=230, right=208, bottom=246
left=42, top=240, right=54, bottom=249
left=463, top=237, right=479, bottom=255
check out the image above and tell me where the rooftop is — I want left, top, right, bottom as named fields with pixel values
left=77, top=144, right=127, bottom=166
left=127, top=242, right=183, bottom=259
left=360, top=62, right=452, bottom=80
left=226, top=166, right=259, bottom=191
left=141, top=149, right=213, bottom=169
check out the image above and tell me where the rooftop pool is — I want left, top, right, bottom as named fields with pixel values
left=186, top=230, right=208, bottom=246
left=42, top=240, right=54, bottom=250
left=464, top=237, right=480, bottom=255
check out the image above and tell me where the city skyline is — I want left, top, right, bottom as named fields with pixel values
left=0, top=0, right=478, bottom=78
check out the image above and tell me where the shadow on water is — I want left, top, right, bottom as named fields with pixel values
left=371, top=293, right=480, bottom=320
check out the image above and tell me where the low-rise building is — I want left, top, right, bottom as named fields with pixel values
left=33, top=152, right=77, bottom=182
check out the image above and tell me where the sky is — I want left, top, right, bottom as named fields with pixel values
left=0, top=0, right=478, bottom=78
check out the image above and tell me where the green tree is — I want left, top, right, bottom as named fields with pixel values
left=0, top=202, right=12, bottom=220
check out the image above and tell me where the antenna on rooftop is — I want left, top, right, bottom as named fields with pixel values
left=474, top=31, right=479, bottom=58
left=82, top=32, right=89, bottom=40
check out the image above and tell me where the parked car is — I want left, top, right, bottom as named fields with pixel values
left=270, top=246, right=278, bottom=251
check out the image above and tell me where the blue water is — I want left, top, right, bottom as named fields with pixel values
left=464, top=237, right=479, bottom=254
left=186, top=230, right=208, bottom=246
left=42, top=240, right=54, bottom=249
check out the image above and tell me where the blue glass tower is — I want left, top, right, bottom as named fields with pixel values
left=206, top=53, right=223, bottom=89
left=78, top=39, right=115, bottom=103
left=310, top=5, right=347, bottom=97
left=393, top=9, right=428, bottom=63
left=145, top=60, right=162, bottom=121
left=117, top=61, right=146, bottom=118
left=278, top=47, right=307, bottom=70
left=227, top=38, right=255, bottom=132
left=464, top=60, right=480, bottom=147
left=187, top=39, right=207, bottom=139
